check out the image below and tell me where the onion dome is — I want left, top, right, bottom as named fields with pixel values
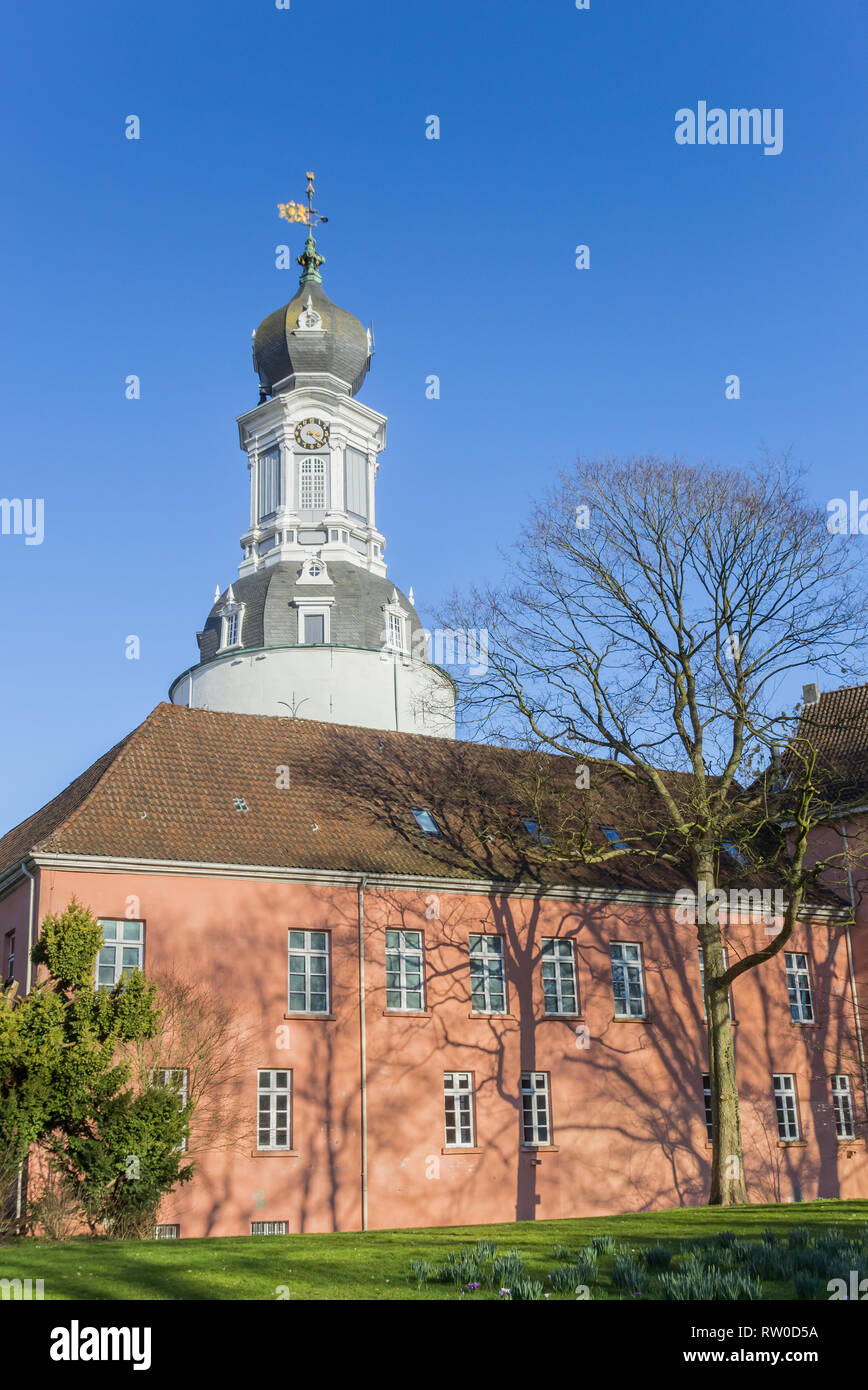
left=252, top=234, right=371, bottom=398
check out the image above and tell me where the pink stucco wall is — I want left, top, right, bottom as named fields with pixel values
left=3, top=866, right=866, bottom=1236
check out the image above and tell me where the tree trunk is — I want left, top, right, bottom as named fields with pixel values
left=698, top=866, right=748, bottom=1205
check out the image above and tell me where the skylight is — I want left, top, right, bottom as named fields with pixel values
left=411, top=808, right=441, bottom=836
left=599, top=825, right=628, bottom=850
left=521, top=818, right=552, bottom=845
left=722, top=839, right=748, bottom=866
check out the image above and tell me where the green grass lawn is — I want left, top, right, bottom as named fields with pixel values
left=2, top=1199, right=866, bottom=1300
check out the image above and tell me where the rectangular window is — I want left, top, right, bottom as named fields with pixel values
left=469, top=934, right=506, bottom=1014
left=698, top=946, right=733, bottom=1020
left=411, top=808, right=440, bottom=836
left=387, top=612, right=405, bottom=650
left=3, top=931, right=13, bottom=983
left=702, top=1073, right=713, bottom=1141
left=722, top=839, right=748, bottom=866
left=224, top=611, right=241, bottom=648
left=153, top=1068, right=189, bottom=1152
left=154, top=1225, right=180, bottom=1239
left=385, top=929, right=425, bottom=1011
left=96, top=919, right=144, bottom=988
left=299, top=456, right=327, bottom=511
left=303, top=613, right=325, bottom=644
left=251, top=1221, right=288, bottom=1235
left=257, top=447, right=281, bottom=518
left=773, top=1073, right=801, bottom=1141
left=257, top=1070, right=291, bottom=1150
left=521, top=818, right=552, bottom=845
left=344, top=447, right=368, bottom=520
left=443, top=1072, right=475, bottom=1147
left=599, top=825, right=628, bottom=850
left=521, top=1072, right=551, bottom=1146
left=785, top=952, right=814, bottom=1023
left=610, top=942, right=646, bottom=1018
left=831, top=1075, right=855, bottom=1140
left=287, top=930, right=330, bottom=1014
left=541, top=938, right=578, bottom=1015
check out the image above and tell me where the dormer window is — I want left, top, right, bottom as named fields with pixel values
left=388, top=612, right=404, bottom=649
left=599, top=825, right=628, bottom=850
left=382, top=592, right=410, bottom=653
left=216, top=588, right=245, bottom=651
left=722, top=839, right=748, bottom=866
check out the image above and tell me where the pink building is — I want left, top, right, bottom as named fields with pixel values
left=2, top=218, right=866, bottom=1235
left=1, top=702, right=865, bottom=1236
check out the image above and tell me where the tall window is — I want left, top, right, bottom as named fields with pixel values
left=223, top=611, right=241, bottom=648
left=443, top=1072, right=475, bottom=1147
left=3, top=931, right=13, bottom=983
left=469, top=934, right=506, bottom=1014
left=153, top=1068, right=189, bottom=1152
left=831, top=1075, right=855, bottom=1140
left=698, top=946, right=733, bottom=1019
left=773, top=1074, right=801, bottom=1141
left=610, top=942, right=646, bottom=1018
left=257, top=1070, right=291, bottom=1150
left=702, top=1073, right=713, bottom=1141
left=385, top=929, right=425, bottom=1011
left=387, top=611, right=405, bottom=650
left=344, top=446, right=368, bottom=520
left=541, top=938, right=578, bottom=1015
left=521, top=1072, right=551, bottom=1145
left=302, top=613, right=325, bottom=644
left=299, top=456, right=327, bottom=511
left=287, top=930, right=330, bottom=1014
left=257, top=447, right=281, bottom=519
left=785, top=953, right=814, bottom=1023
left=96, top=919, right=144, bottom=987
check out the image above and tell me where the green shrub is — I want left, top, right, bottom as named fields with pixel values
left=611, top=1255, right=648, bottom=1293
left=552, top=1243, right=571, bottom=1262
left=510, top=1278, right=544, bottom=1301
left=409, top=1259, right=436, bottom=1284
left=658, top=1266, right=762, bottom=1300
left=475, top=1239, right=498, bottom=1262
left=793, top=1270, right=821, bottom=1300
left=591, top=1234, right=617, bottom=1255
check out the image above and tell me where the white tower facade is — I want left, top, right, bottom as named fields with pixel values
left=169, top=213, right=456, bottom=737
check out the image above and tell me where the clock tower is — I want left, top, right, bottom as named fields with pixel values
left=169, top=179, right=456, bottom=737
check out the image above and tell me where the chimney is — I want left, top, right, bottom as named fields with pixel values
left=802, top=683, right=820, bottom=707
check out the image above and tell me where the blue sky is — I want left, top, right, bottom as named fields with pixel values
left=1, top=0, right=866, bottom=833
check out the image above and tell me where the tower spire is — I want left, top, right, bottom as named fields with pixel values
left=278, top=171, right=327, bottom=286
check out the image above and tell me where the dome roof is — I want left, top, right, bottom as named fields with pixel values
left=197, top=561, right=425, bottom=665
left=252, top=241, right=371, bottom=398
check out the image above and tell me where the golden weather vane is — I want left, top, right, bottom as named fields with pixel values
left=277, top=171, right=329, bottom=232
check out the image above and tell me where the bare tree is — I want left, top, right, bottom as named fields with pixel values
left=443, top=454, right=868, bottom=1205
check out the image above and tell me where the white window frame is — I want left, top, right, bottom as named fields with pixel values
left=385, top=929, right=425, bottom=1012
left=831, top=1074, right=855, bottom=1140
left=96, top=919, right=144, bottom=988
left=3, top=930, right=14, bottom=982
left=702, top=1073, right=713, bottom=1141
left=298, top=455, right=328, bottom=511
left=257, top=445, right=281, bottom=520
left=154, top=1225, right=180, bottom=1239
left=251, top=1221, right=288, bottom=1235
left=257, top=1069, right=291, bottom=1151
left=785, top=952, right=814, bottom=1023
left=610, top=941, right=646, bottom=1018
left=773, top=1073, right=801, bottom=1141
left=153, top=1068, right=189, bottom=1152
left=521, top=1072, right=551, bottom=1146
left=469, top=934, right=506, bottom=1015
left=294, top=596, right=334, bottom=645
left=698, top=946, right=733, bottom=1020
left=443, top=1072, right=475, bottom=1148
left=541, top=938, right=578, bottom=1016
left=287, top=930, right=330, bottom=1015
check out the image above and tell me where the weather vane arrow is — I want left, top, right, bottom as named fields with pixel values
left=278, top=171, right=327, bottom=283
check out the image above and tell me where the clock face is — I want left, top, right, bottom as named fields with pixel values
left=295, top=418, right=329, bottom=450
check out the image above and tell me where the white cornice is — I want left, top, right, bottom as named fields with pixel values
left=0, top=852, right=848, bottom=920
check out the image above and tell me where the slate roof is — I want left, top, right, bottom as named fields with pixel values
left=197, top=562, right=425, bottom=665
left=253, top=278, right=370, bottom=398
left=0, top=704, right=699, bottom=893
